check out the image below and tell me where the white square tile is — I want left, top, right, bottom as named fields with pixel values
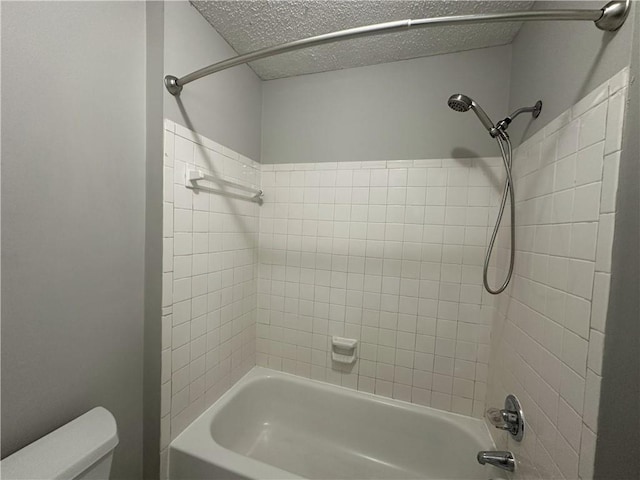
left=162, top=315, right=172, bottom=350
left=564, top=294, right=590, bottom=339
left=172, top=323, right=190, bottom=349
left=164, top=131, right=175, bottom=167
left=163, top=203, right=174, bottom=238
left=569, top=223, right=598, bottom=262
left=164, top=119, right=175, bottom=132
left=160, top=415, right=170, bottom=450
left=539, top=348, right=562, bottom=392
left=554, top=154, right=575, bottom=191
left=163, top=238, right=174, bottom=273
left=162, top=272, right=173, bottom=307
left=587, top=329, right=604, bottom=376
left=451, top=396, right=473, bottom=415
left=605, top=89, right=626, bottom=154
left=575, top=142, right=604, bottom=187
left=174, top=233, right=193, bottom=256
left=578, top=101, right=607, bottom=150
left=537, top=378, right=560, bottom=422
left=583, top=369, right=601, bottom=431
left=595, top=213, right=615, bottom=273
left=549, top=224, right=572, bottom=257
left=567, top=259, right=595, bottom=300
left=388, top=169, right=407, bottom=187
left=557, top=398, right=583, bottom=452
left=173, top=278, right=191, bottom=303
left=590, top=273, right=610, bottom=333
left=173, top=184, right=192, bottom=210
left=554, top=430, right=579, bottom=480
left=560, top=364, right=585, bottom=414
left=544, top=109, right=571, bottom=136
left=174, top=123, right=198, bottom=145
left=600, top=152, right=620, bottom=213
left=572, top=81, right=609, bottom=119
left=561, top=330, right=588, bottom=377
left=552, top=189, right=574, bottom=224
left=557, top=120, right=579, bottom=159
left=426, top=169, right=446, bottom=188
left=407, top=168, right=427, bottom=187
left=579, top=425, right=597, bottom=479
left=573, top=183, right=601, bottom=222
left=175, top=136, right=194, bottom=163
left=609, top=67, right=629, bottom=94
left=535, top=440, right=562, bottom=479
left=540, top=132, right=558, bottom=167
left=174, top=209, right=192, bottom=233
left=431, top=391, right=452, bottom=411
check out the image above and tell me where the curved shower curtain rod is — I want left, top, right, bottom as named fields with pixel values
left=165, top=0, right=630, bottom=96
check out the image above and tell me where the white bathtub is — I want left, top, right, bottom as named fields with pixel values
left=169, top=367, right=505, bottom=479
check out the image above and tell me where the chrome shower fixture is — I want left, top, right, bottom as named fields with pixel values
left=445, top=93, right=545, bottom=294
left=447, top=94, right=496, bottom=136
left=495, top=101, right=543, bottom=135
left=447, top=94, right=542, bottom=138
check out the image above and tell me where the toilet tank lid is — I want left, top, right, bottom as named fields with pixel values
left=1, top=407, right=119, bottom=480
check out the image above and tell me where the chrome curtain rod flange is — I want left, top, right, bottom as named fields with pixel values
left=165, top=0, right=631, bottom=96
left=596, top=0, right=631, bottom=31
left=164, top=75, right=182, bottom=96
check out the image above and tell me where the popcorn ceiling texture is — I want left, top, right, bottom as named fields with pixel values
left=190, top=0, right=533, bottom=80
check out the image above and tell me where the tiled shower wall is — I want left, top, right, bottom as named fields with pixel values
left=160, top=121, right=260, bottom=461
left=486, top=68, right=628, bottom=480
left=159, top=67, right=627, bottom=480
left=256, top=158, right=506, bottom=416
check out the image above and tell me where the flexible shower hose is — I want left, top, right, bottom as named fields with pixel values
left=482, top=133, right=515, bottom=295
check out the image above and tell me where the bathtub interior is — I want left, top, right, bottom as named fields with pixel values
left=207, top=371, right=502, bottom=480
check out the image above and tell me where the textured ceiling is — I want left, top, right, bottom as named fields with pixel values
left=191, top=1, right=534, bottom=80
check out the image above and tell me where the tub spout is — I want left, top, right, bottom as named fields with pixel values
left=477, top=451, right=516, bottom=472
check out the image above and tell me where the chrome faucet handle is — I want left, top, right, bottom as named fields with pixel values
left=487, top=408, right=511, bottom=431
left=485, top=394, right=525, bottom=442
left=501, top=409, right=519, bottom=425
left=486, top=408, right=515, bottom=430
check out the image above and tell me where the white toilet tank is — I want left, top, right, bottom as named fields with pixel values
left=1, top=407, right=119, bottom=480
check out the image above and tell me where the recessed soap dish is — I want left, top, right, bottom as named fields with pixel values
left=331, top=336, right=358, bottom=364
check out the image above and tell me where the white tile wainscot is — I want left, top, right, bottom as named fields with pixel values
left=160, top=120, right=260, bottom=473
left=159, top=66, right=629, bottom=480
left=257, top=156, right=508, bottom=417
left=486, top=67, right=628, bottom=480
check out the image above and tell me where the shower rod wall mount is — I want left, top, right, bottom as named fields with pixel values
left=165, top=0, right=631, bottom=96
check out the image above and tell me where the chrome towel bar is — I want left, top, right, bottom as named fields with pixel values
left=187, top=169, right=264, bottom=205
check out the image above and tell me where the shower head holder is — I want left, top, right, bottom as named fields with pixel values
left=495, top=100, right=543, bottom=135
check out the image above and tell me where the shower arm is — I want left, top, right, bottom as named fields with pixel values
left=495, top=101, right=543, bottom=134
left=165, top=1, right=631, bottom=96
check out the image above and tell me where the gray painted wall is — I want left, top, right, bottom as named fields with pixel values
left=507, top=0, right=635, bottom=145
left=594, top=3, right=640, bottom=478
left=1, top=2, right=146, bottom=478
left=164, top=0, right=262, bottom=162
left=144, top=2, right=165, bottom=479
left=261, top=45, right=512, bottom=164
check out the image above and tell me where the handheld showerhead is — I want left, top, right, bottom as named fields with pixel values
left=446, top=93, right=543, bottom=295
left=447, top=94, right=472, bottom=112
left=447, top=93, right=497, bottom=136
